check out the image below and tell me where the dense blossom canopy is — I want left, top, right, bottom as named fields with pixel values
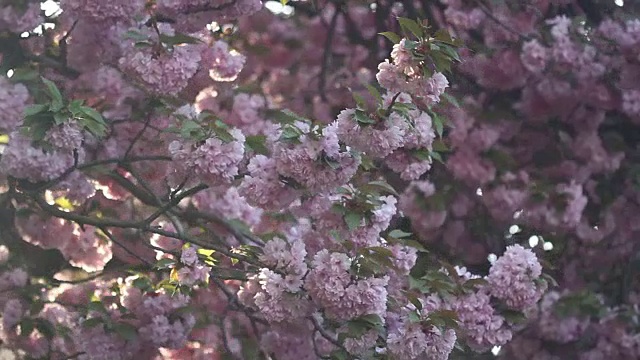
left=1, top=0, right=640, bottom=359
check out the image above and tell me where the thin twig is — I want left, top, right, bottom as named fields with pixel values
left=309, top=315, right=343, bottom=350
left=312, top=329, right=333, bottom=359
left=219, top=313, right=243, bottom=360
left=76, top=156, right=172, bottom=170
left=143, top=184, right=208, bottom=225
left=385, top=92, right=402, bottom=117
left=472, top=0, right=535, bottom=41
left=99, top=226, right=153, bottom=265
left=123, top=116, right=153, bottom=159
left=319, top=6, right=342, bottom=101
left=59, top=19, right=79, bottom=67
left=182, top=209, right=265, bottom=246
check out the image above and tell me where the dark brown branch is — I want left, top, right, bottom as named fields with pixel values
left=24, top=53, right=80, bottom=79
left=143, top=184, right=208, bottom=225
left=309, top=315, right=344, bottom=350
left=472, top=0, right=536, bottom=41
left=124, top=116, right=153, bottom=159
left=76, top=156, right=172, bottom=170
left=319, top=6, right=342, bottom=101
left=99, top=226, right=153, bottom=266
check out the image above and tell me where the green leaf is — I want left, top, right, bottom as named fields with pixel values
left=19, top=318, right=34, bottom=337
left=502, top=309, right=527, bottom=324
left=463, top=278, right=488, bottom=290
left=397, top=17, right=424, bottom=38
left=77, top=106, right=107, bottom=138
left=352, top=91, right=367, bottom=110
left=87, top=300, right=108, bottom=314
left=433, top=114, right=444, bottom=138
left=432, top=139, right=449, bottom=152
left=362, top=246, right=394, bottom=258
left=409, top=276, right=427, bottom=291
left=433, top=29, right=461, bottom=46
left=344, top=211, right=363, bottom=230
left=9, top=67, right=39, bottom=82
left=430, top=51, right=452, bottom=74
left=25, top=118, right=54, bottom=141
left=265, top=109, right=300, bottom=125
left=324, top=155, right=341, bottom=170
left=53, top=112, right=67, bottom=125
left=330, top=349, right=350, bottom=360
left=237, top=337, right=261, bottom=360
left=280, top=125, right=303, bottom=141
left=211, top=267, right=248, bottom=281
left=246, top=135, right=269, bottom=155
left=389, top=229, right=412, bottom=238
left=439, top=261, right=460, bottom=280
left=361, top=247, right=395, bottom=268
left=403, top=40, right=418, bottom=50
left=155, top=258, right=175, bottom=270
left=359, top=314, right=384, bottom=327
left=197, top=248, right=216, bottom=257
left=361, top=180, right=399, bottom=196
left=68, top=99, right=85, bottom=115
left=82, top=317, right=103, bottom=328
left=124, top=30, right=150, bottom=42
left=486, top=149, right=516, bottom=170
left=408, top=310, right=421, bottom=323
left=30, top=301, right=45, bottom=315
left=34, top=318, right=56, bottom=339
left=227, top=219, right=252, bottom=236
left=180, top=119, right=201, bottom=138
left=406, top=292, right=423, bottom=311
left=346, top=319, right=370, bottom=338
left=354, top=109, right=376, bottom=125
left=431, top=151, right=443, bottom=163
left=132, top=277, right=153, bottom=291
left=159, top=33, right=202, bottom=46
left=41, top=77, right=63, bottom=109
left=80, top=117, right=106, bottom=138
left=364, top=83, right=383, bottom=105
left=403, top=239, right=429, bottom=252
left=378, top=31, right=401, bottom=44
left=542, top=273, right=558, bottom=288
left=23, top=104, right=49, bottom=117
left=392, top=101, right=416, bottom=115
left=134, top=41, right=154, bottom=49
left=112, top=322, right=138, bottom=341
left=215, top=127, right=237, bottom=144
left=428, top=309, right=459, bottom=329
left=440, top=44, right=462, bottom=63
left=79, top=106, right=105, bottom=123
left=412, top=148, right=431, bottom=161
left=441, top=93, right=460, bottom=108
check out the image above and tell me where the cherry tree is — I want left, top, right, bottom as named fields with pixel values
left=0, top=0, right=638, bottom=359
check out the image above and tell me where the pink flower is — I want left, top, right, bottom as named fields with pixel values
left=487, top=245, right=546, bottom=310
left=180, top=247, right=199, bottom=266
left=521, top=39, right=548, bottom=73
left=0, top=76, right=30, bottom=132
left=206, top=40, right=246, bottom=82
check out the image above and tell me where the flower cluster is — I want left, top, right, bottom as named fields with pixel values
left=272, top=121, right=360, bottom=193
left=0, top=132, right=78, bottom=182
left=377, top=40, right=449, bottom=105
left=239, top=238, right=312, bottom=323
left=305, top=250, right=389, bottom=320
left=0, top=77, right=30, bottom=132
left=168, top=127, right=245, bottom=187
left=487, top=245, right=546, bottom=311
